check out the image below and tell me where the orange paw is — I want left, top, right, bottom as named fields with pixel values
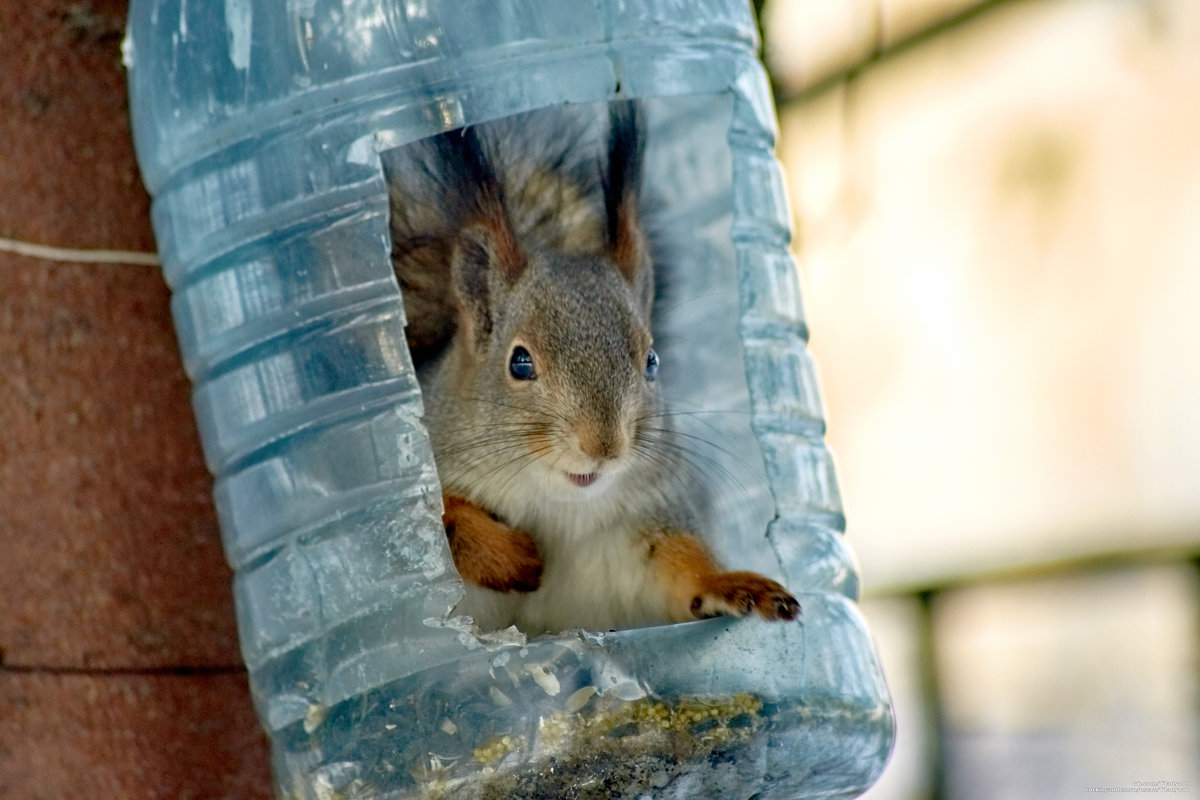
left=443, top=495, right=543, bottom=592
left=690, top=572, right=801, bottom=621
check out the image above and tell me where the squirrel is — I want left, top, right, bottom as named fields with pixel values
left=385, top=101, right=800, bottom=635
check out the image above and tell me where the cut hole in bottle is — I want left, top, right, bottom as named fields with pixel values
left=382, top=95, right=781, bottom=637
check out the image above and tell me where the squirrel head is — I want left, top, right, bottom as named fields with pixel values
left=446, top=241, right=659, bottom=495
left=441, top=102, right=661, bottom=496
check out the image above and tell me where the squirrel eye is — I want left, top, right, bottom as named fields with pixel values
left=644, top=349, right=659, bottom=382
left=509, top=346, right=537, bottom=381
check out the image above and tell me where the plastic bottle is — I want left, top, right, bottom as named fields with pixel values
left=125, top=1, right=894, bottom=797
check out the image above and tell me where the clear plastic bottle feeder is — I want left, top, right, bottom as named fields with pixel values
left=125, top=1, right=894, bottom=797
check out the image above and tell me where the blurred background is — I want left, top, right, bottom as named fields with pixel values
left=760, top=0, right=1200, bottom=797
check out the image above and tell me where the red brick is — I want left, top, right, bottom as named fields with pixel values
left=0, top=1, right=270, bottom=796
left=0, top=0, right=153, bottom=252
left=0, top=671, right=271, bottom=800
left=0, top=260, right=241, bottom=670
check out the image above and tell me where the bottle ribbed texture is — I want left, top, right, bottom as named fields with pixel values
left=127, top=1, right=892, bottom=796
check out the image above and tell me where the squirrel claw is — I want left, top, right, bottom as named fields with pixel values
left=690, top=572, right=801, bottom=622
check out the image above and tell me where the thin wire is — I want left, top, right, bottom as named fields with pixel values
left=0, top=235, right=160, bottom=267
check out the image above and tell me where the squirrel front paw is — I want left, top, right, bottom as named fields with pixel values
left=443, top=495, right=543, bottom=592
left=690, top=572, right=801, bottom=622
left=450, top=521, right=543, bottom=593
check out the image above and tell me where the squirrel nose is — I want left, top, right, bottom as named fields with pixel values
left=573, top=421, right=624, bottom=461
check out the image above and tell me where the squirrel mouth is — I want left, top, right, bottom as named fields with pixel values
left=566, top=472, right=598, bottom=488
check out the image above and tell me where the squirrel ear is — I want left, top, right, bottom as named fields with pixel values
left=605, top=101, right=648, bottom=286
left=435, top=122, right=527, bottom=353
left=451, top=219, right=526, bottom=353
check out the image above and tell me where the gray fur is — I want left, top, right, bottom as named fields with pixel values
left=389, top=103, right=717, bottom=633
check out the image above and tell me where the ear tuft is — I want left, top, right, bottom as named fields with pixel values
left=436, top=122, right=528, bottom=354
left=604, top=101, right=648, bottom=284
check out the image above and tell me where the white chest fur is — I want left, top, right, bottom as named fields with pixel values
left=452, top=471, right=676, bottom=635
